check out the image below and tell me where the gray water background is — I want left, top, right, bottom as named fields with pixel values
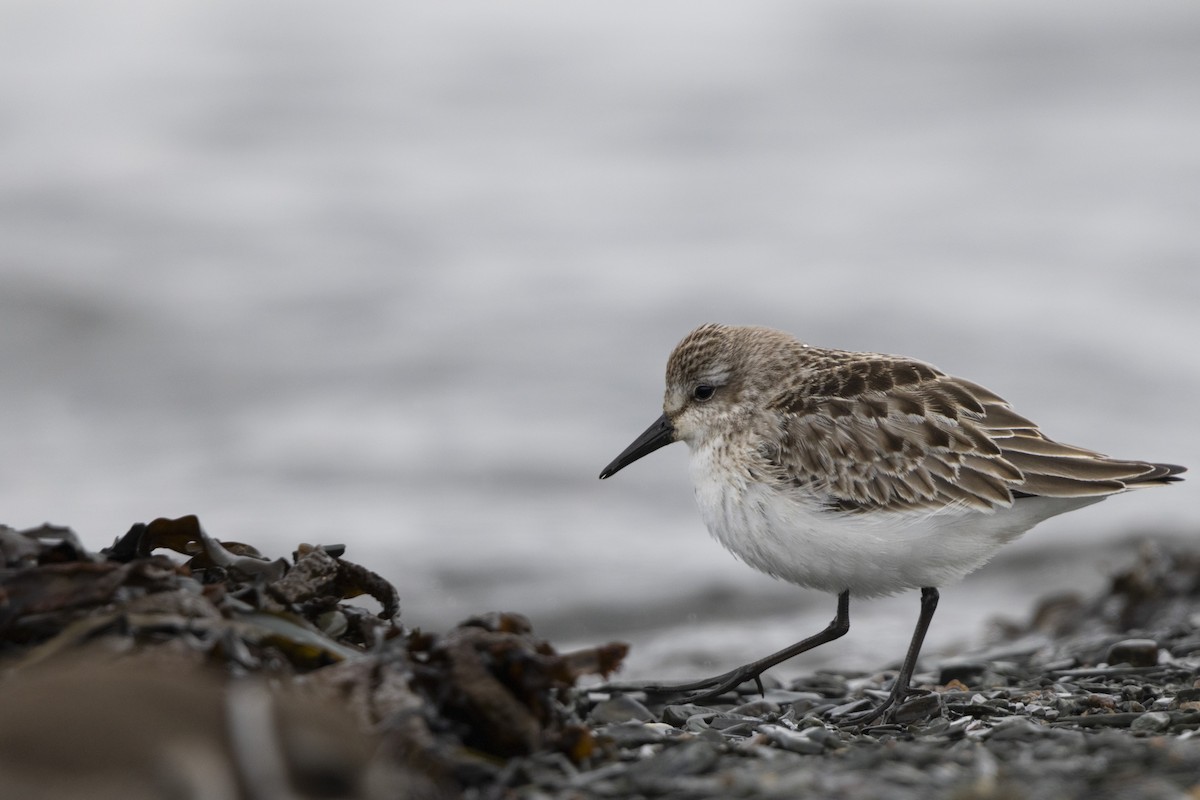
left=2, top=0, right=1198, bottom=680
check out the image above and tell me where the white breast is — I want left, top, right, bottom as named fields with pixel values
left=687, top=442, right=1103, bottom=597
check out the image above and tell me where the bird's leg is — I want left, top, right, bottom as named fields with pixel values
left=599, top=590, right=850, bottom=703
left=849, top=586, right=939, bottom=726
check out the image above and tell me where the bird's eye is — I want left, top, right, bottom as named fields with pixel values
left=693, top=384, right=716, bottom=402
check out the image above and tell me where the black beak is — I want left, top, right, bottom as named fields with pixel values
left=599, top=413, right=676, bottom=479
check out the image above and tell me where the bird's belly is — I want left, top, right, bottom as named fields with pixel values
left=688, top=461, right=1087, bottom=597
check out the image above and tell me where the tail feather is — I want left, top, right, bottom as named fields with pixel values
left=1010, top=457, right=1184, bottom=499
left=1129, top=462, right=1187, bottom=485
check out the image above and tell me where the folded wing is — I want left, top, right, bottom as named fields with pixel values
left=767, top=356, right=1184, bottom=514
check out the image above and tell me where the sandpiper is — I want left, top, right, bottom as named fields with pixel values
left=600, top=323, right=1184, bottom=724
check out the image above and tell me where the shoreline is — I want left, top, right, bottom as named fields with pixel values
left=2, top=518, right=1199, bottom=799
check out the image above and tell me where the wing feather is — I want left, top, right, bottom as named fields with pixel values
left=766, top=356, right=1180, bottom=513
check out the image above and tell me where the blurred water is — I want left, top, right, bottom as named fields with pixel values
left=2, top=0, right=1198, bottom=680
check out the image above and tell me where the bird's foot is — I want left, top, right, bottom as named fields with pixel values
left=840, top=687, right=941, bottom=729
left=596, top=665, right=766, bottom=705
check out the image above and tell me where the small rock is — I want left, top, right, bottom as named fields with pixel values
left=590, top=695, right=655, bottom=725
left=985, top=717, right=1046, bottom=741
left=595, top=722, right=668, bottom=747
left=794, top=713, right=830, bottom=730
left=1171, top=711, right=1200, bottom=732
left=916, top=717, right=951, bottom=736
left=627, top=740, right=720, bottom=782
left=661, top=704, right=718, bottom=728
left=730, top=698, right=779, bottom=717
left=802, top=725, right=842, bottom=747
left=1131, top=711, right=1172, bottom=733
left=1054, top=712, right=1143, bottom=728
left=826, top=697, right=874, bottom=718
left=1083, top=693, right=1118, bottom=711
left=760, top=724, right=825, bottom=755
left=1172, top=688, right=1200, bottom=706
left=708, top=713, right=759, bottom=737
left=1105, top=639, right=1159, bottom=668
left=893, top=693, right=942, bottom=724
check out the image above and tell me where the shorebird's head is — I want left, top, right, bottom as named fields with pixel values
left=599, top=324, right=805, bottom=479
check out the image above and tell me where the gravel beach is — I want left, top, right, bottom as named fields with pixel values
left=2, top=520, right=1199, bottom=799
left=547, top=540, right=1200, bottom=800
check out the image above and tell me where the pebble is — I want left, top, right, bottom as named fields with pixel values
left=594, top=722, right=669, bottom=747
left=1172, top=687, right=1200, bottom=706
left=1105, top=638, right=1160, bottom=668
left=826, top=697, right=874, bottom=718
left=892, top=693, right=941, bottom=724
left=707, top=713, right=759, bottom=737
left=660, top=703, right=717, bottom=727
left=984, top=717, right=1046, bottom=741
left=589, top=694, right=655, bottom=724
left=730, top=698, right=780, bottom=717
left=801, top=725, right=843, bottom=748
left=760, top=724, right=826, bottom=755
left=1131, top=711, right=1172, bottom=733
left=626, top=739, right=720, bottom=782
